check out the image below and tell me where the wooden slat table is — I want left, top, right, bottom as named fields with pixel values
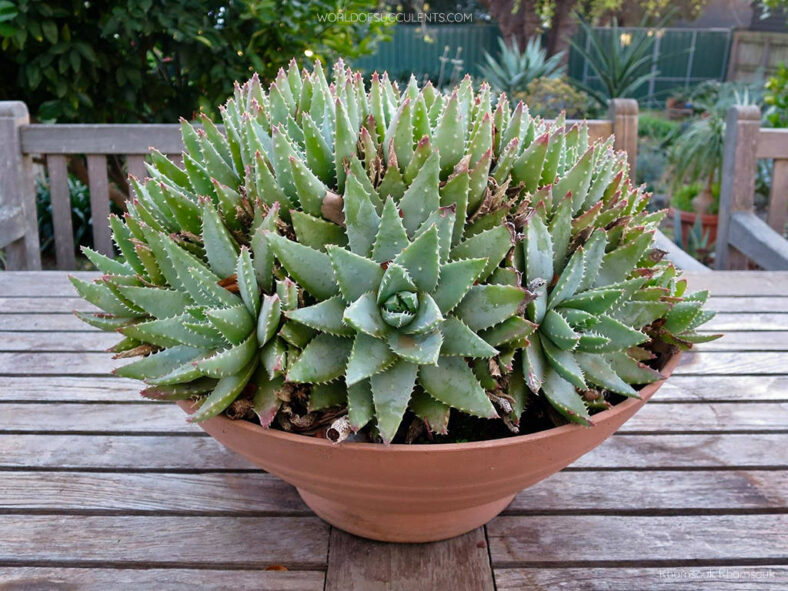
left=0, top=271, right=786, bottom=590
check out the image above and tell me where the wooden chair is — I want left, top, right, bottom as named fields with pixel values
left=716, top=105, right=788, bottom=270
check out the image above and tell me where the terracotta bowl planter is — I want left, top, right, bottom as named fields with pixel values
left=178, top=352, right=681, bottom=543
left=668, top=207, right=718, bottom=245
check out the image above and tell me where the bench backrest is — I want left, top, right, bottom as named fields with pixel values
left=716, top=105, right=788, bottom=270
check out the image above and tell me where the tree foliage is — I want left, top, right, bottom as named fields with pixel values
left=0, top=0, right=391, bottom=122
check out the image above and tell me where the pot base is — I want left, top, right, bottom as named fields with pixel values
left=297, top=488, right=515, bottom=543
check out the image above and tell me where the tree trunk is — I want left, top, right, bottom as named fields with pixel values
left=545, top=0, right=578, bottom=62
left=478, top=0, right=541, bottom=47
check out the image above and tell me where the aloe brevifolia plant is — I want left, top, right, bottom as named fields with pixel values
left=71, top=60, right=719, bottom=444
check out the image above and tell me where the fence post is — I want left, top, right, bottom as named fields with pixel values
left=0, top=101, right=40, bottom=270
left=609, top=99, right=638, bottom=181
left=716, top=105, right=761, bottom=270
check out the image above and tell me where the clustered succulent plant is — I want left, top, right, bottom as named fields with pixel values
left=72, top=60, right=719, bottom=444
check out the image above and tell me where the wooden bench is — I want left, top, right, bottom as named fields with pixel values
left=0, top=270, right=786, bottom=589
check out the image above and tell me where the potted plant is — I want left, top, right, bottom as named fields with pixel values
left=669, top=182, right=720, bottom=245
left=71, top=61, right=719, bottom=543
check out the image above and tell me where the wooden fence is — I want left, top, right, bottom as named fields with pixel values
left=0, top=99, right=642, bottom=271
left=727, top=30, right=788, bottom=82
left=716, top=105, right=788, bottom=270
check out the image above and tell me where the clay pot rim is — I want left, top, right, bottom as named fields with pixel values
left=179, top=351, right=681, bottom=453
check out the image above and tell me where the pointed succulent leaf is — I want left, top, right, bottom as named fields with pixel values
left=387, top=329, right=443, bottom=365
left=542, top=309, right=580, bottom=350
left=252, top=372, right=285, bottom=427
left=542, top=367, right=592, bottom=426
left=291, top=210, right=347, bottom=251
left=560, top=289, right=622, bottom=315
left=116, top=286, right=192, bottom=319
left=520, top=333, right=545, bottom=394
left=541, top=337, right=586, bottom=390
left=393, top=225, right=440, bottom=293
left=344, top=173, right=381, bottom=256
left=480, top=316, right=537, bottom=347
left=431, top=258, right=486, bottom=314
left=398, top=150, right=440, bottom=236
left=327, top=245, right=385, bottom=303
left=346, top=333, right=397, bottom=385
left=409, top=390, right=450, bottom=435
left=606, top=351, right=663, bottom=384
left=236, top=247, right=260, bottom=317
left=287, top=334, right=353, bottom=384
left=69, top=277, right=140, bottom=318
left=189, top=360, right=257, bottom=422
left=372, top=197, right=410, bottom=263
left=371, top=360, right=419, bottom=443
left=114, top=345, right=206, bottom=381
left=256, top=294, right=281, bottom=345
left=418, top=356, right=497, bottom=418
left=592, top=315, right=649, bottom=351
left=195, top=333, right=258, bottom=378
left=203, top=305, right=254, bottom=345
left=289, top=154, right=327, bottom=216
left=574, top=352, right=638, bottom=397
left=402, top=293, right=443, bottom=335
left=440, top=316, right=498, bottom=357
left=455, top=284, right=526, bottom=331
left=260, top=337, right=287, bottom=379
left=451, top=225, right=512, bottom=281
left=286, top=295, right=354, bottom=337
left=309, top=381, right=347, bottom=411
left=347, top=379, right=375, bottom=431
left=595, top=231, right=654, bottom=287
left=344, top=292, right=388, bottom=338
left=266, top=232, right=338, bottom=300
left=523, top=211, right=553, bottom=284
left=548, top=247, right=585, bottom=309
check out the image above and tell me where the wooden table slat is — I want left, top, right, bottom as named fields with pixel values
left=0, top=515, right=328, bottom=568
left=486, top=514, right=788, bottom=565
left=325, top=528, right=494, bottom=591
left=0, top=568, right=325, bottom=591
left=495, top=566, right=787, bottom=590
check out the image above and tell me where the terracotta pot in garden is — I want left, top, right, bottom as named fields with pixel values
left=179, top=353, right=681, bottom=543
left=668, top=207, right=719, bottom=245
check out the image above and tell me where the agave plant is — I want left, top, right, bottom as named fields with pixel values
left=72, top=60, right=719, bottom=444
left=479, top=37, right=565, bottom=95
left=568, top=16, right=661, bottom=108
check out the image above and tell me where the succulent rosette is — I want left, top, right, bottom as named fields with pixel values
left=71, top=60, right=719, bottom=444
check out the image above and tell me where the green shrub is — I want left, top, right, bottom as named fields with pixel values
left=765, top=63, right=788, bottom=128
left=638, top=113, right=680, bottom=144
left=517, top=77, right=592, bottom=119
left=35, top=173, right=122, bottom=262
left=636, top=142, right=668, bottom=193
left=36, top=175, right=92, bottom=256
